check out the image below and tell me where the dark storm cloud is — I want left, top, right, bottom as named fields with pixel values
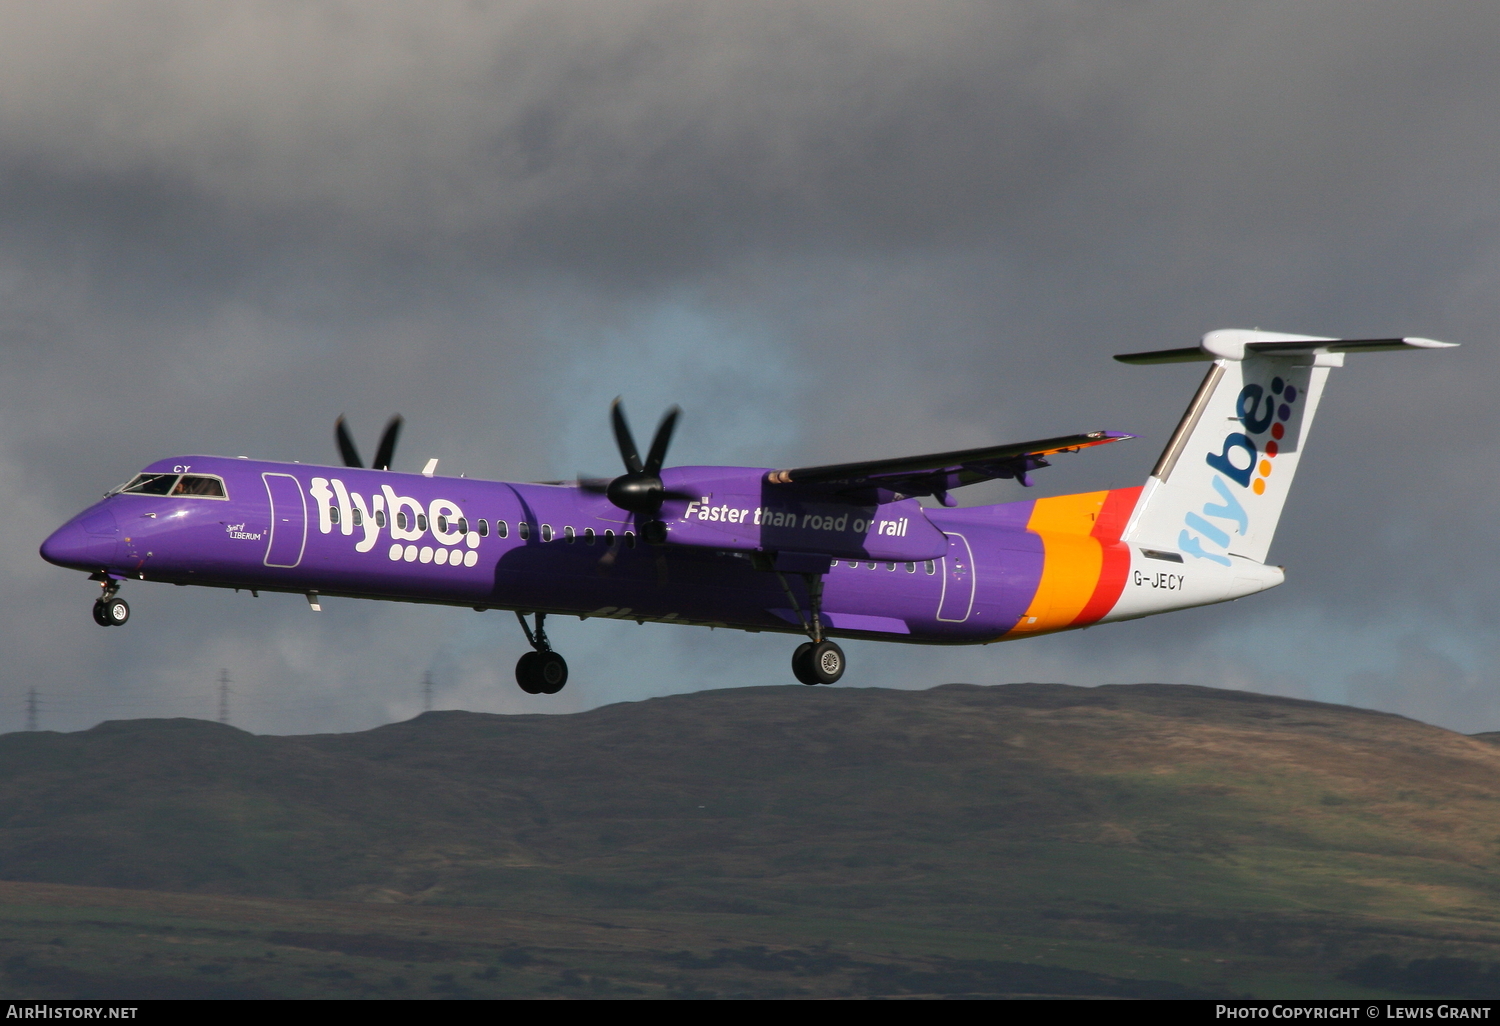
left=2, top=1, right=1497, bottom=733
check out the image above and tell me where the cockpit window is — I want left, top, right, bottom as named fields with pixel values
left=120, top=473, right=179, bottom=495
left=116, top=473, right=228, bottom=498
left=172, top=475, right=227, bottom=498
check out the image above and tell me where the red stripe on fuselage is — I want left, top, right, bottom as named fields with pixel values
left=1068, top=485, right=1142, bottom=626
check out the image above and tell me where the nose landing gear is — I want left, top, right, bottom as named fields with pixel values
left=91, top=580, right=129, bottom=627
left=514, top=611, right=568, bottom=695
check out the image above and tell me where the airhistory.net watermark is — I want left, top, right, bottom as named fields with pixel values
left=4, top=1008, right=137, bottom=1019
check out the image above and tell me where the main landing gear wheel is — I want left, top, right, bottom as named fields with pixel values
left=513, top=611, right=568, bottom=695
left=793, top=640, right=844, bottom=686
left=792, top=642, right=816, bottom=685
left=515, top=650, right=569, bottom=695
left=515, top=652, right=544, bottom=694
left=93, top=597, right=129, bottom=626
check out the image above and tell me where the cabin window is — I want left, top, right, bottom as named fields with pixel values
left=171, top=475, right=227, bottom=498
left=541, top=524, right=553, bottom=542
left=436, top=514, right=448, bottom=533
left=866, top=562, right=877, bottom=570
left=603, top=529, right=615, bottom=544
left=518, top=522, right=530, bottom=540
left=886, top=562, right=896, bottom=571
left=417, top=514, right=428, bottom=532
left=906, top=562, right=915, bottom=573
left=396, top=511, right=408, bottom=531
left=925, top=560, right=935, bottom=575
left=352, top=508, right=363, bottom=527
left=329, top=506, right=340, bottom=525
left=457, top=517, right=468, bottom=535
left=563, top=526, right=575, bottom=542
left=496, top=520, right=508, bottom=539
left=375, top=510, right=386, bottom=528
left=624, top=531, right=636, bottom=548
left=478, top=518, right=489, bottom=537
left=120, top=473, right=179, bottom=495
left=584, top=528, right=595, bottom=545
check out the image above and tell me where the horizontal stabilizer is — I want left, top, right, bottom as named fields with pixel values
left=1120, top=326, right=1457, bottom=565
left=1116, top=329, right=1457, bottom=365
left=767, top=431, right=1131, bottom=502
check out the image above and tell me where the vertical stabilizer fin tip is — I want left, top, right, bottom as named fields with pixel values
left=1116, top=330, right=1458, bottom=364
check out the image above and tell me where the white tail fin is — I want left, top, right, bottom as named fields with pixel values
left=1117, top=329, right=1455, bottom=566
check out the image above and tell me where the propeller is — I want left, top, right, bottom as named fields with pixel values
left=581, top=399, right=691, bottom=522
left=335, top=414, right=404, bottom=470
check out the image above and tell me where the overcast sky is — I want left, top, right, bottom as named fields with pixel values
left=4, top=1, right=1497, bottom=734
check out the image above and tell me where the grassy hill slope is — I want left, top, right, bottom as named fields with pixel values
left=5, top=682, right=1500, bottom=997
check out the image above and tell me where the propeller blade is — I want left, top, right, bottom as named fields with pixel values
left=372, top=415, right=403, bottom=471
left=335, top=416, right=364, bottom=468
left=644, top=406, right=681, bottom=474
left=611, top=399, right=644, bottom=475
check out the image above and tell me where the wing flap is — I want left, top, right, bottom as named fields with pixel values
left=766, top=431, right=1132, bottom=501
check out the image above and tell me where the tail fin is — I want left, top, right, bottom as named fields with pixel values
left=1117, top=329, right=1455, bottom=565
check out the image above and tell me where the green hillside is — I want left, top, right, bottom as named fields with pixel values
left=4, top=682, right=1500, bottom=997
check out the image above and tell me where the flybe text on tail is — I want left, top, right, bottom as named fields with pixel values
left=1181, top=375, right=1302, bottom=566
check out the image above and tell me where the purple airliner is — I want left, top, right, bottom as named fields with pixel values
left=40, top=330, right=1455, bottom=694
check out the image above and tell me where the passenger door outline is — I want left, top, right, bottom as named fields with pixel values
left=263, top=473, right=307, bottom=568
left=936, top=532, right=976, bottom=622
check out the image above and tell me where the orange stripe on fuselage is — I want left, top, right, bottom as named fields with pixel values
left=1003, top=486, right=1143, bottom=638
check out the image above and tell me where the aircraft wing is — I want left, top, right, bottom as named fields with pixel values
left=765, top=431, right=1132, bottom=503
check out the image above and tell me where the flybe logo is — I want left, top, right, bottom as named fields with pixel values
left=1179, top=377, right=1300, bottom=566
left=309, top=478, right=480, bottom=567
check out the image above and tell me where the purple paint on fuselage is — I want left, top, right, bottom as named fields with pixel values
left=40, top=455, right=1063, bottom=645
left=927, top=505, right=1047, bottom=638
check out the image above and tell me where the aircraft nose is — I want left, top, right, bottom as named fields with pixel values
left=40, top=506, right=120, bottom=571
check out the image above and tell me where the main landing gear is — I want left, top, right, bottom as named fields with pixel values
left=514, top=611, right=568, bottom=695
left=91, top=580, right=129, bottom=627
left=775, top=569, right=845, bottom=686
left=793, top=640, right=845, bottom=686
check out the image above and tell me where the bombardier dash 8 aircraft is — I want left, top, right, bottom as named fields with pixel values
left=41, top=329, right=1453, bottom=694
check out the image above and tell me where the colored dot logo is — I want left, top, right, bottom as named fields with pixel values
left=1254, top=377, right=1298, bottom=494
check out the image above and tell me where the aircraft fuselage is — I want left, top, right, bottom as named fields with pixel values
left=40, top=455, right=1278, bottom=648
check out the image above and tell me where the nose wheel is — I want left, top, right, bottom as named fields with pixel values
left=91, top=580, right=129, bottom=627
left=514, top=611, right=567, bottom=694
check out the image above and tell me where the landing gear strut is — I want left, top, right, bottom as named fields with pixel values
left=91, top=579, right=129, bottom=627
left=514, top=611, right=568, bottom=695
left=775, top=570, right=845, bottom=685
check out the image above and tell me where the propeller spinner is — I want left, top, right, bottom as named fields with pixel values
left=335, top=414, right=403, bottom=471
